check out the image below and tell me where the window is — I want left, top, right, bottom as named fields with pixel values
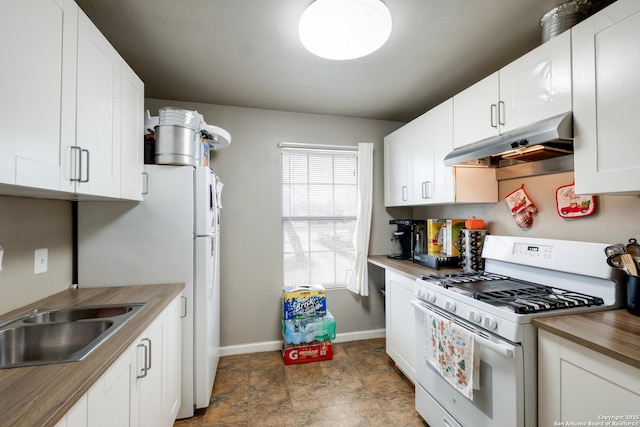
left=282, top=146, right=358, bottom=288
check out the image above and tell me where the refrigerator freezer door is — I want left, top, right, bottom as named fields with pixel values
left=194, top=166, right=217, bottom=236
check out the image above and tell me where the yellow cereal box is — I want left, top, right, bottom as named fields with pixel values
left=427, top=219, right=445, bottom=255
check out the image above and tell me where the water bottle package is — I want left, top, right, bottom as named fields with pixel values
left=282, top=311, right=336, bottom=345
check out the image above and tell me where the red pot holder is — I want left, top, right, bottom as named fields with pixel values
left=504, top=185, right=538, bottom=228
left=556, top=182, right=596, bottom=219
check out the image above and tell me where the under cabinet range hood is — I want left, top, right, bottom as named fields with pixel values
left=444, top=112, right=574, bottom=171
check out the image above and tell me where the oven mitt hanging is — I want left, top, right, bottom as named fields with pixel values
left=504, top=185, right=538, bottom=228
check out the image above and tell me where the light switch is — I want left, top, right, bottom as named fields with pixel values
left=34, top=248, right=48, bottom=275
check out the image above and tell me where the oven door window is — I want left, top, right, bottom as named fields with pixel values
left=413, top=300, right=525, bottom=427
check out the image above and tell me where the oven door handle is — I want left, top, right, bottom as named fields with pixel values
left=412, top=299, right=515, bottom=358
left=474, top=334, right=514, bottom=358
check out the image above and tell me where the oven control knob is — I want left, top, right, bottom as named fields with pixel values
left=425, top=292, right=436, bottom=303
left=483, top=316, right=498, bottom=330
left=469, top=311, right=482, bottom=323
left=444, top=300, right=456, bottom=312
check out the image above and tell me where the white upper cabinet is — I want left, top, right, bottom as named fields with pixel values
left=120, top=63, right=145, bottom=201
left=572, top=0, right=640, bottom=195
left=452, top=72, right=499, bottom=149
left=1, top=0, right=77, bottom=192
left=499, top=30, right=572, bottom=133
left=453, top=30, right=572, bottom=149
left=73, top=8, right=122, bottom=198
left=384, top=125, right=412, bottom=206
left=0, top=0, right=144, bottom=200
left=384, top=99, right=497, bottom=207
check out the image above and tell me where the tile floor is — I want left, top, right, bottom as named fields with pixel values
left=173, top=338, right=427, bottom=426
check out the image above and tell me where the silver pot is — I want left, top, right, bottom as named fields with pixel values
left=154, top=125, right=201, bottom=166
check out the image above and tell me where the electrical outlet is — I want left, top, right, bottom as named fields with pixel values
left=34, top=248, right=48, bottom=275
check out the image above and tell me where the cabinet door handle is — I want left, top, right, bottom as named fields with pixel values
left=401, top=185, right=408, bottom=201
left=490, top=104, right=498, bottom=128
left=421, top=181, right=427, bottom=199
left=70, top=146, right=81, bottom=182
left=498, top=101, right=505, bottom=126
left=425, top=181, right=432, bottom=199
left=142, top=338, right=152, bottom=371
left=136, top=343, right=148, bottom=379
left=180, top=296, right=187, bottom=318
left=142, top=172, right=149, bottom=195
left=80, top=149, right=90, bottom=183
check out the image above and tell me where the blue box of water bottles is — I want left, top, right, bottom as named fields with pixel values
left=282, top=311, right=336, bottom=345
left=282, top=285, right=327, bottom=320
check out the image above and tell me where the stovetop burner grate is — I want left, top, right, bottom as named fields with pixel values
left=420, top=272, right=605, bottom=314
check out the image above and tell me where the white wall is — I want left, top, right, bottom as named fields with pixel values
left=0, top=196, right=73, bottom=314
left=146, top=99, right=404, bottom=347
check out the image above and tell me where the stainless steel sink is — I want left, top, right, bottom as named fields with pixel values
left=0, top=303, right=145, bottom=369
left=22, top=305, right=138, bottom=324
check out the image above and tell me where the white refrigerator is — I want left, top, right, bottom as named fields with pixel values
left=77, top=164, right=222, bottom=419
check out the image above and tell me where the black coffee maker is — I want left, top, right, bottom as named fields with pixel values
left=388, top=219, right=425, bottom=260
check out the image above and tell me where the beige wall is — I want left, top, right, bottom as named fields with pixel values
left=414, top=171, right=640, bottom=243
left=0, top=196, right=73, bottom=314
left=146, top=99, right=404, bottom=347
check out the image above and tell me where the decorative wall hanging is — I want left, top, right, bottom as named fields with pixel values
left=555, top=182, right=596, bottom=218
left=504, top=185, right=538, bottom=228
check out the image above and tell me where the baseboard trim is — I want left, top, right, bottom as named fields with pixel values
left=219, top=328, right=386, bottom=357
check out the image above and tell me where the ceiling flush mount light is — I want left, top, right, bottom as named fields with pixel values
left=299, top=0, right=392, bottom=60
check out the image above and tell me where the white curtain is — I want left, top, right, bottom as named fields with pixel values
left=347, top=142, right=374, bottom=296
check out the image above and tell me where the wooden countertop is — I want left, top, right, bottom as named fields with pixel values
left=368, top=255, right=460, bottom=279
left=533, top=309, right=640, bottom=370
left=0, top=283, right=184, bottom=427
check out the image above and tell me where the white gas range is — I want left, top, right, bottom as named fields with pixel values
left=412, top=235, right=625, bottom=427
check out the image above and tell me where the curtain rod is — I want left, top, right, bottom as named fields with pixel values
left=278, top=142, right=358, bottom=151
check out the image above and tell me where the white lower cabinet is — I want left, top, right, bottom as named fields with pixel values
left=87, top=346, right=134, bottom=427
left=163, top=295, right=183, bottom=424
left=54, top=395, right=88, bottom=427
left=131, top=314, right=164, bottom=427
left=385, top=270, right=416, bottom=383
left=538, top=330, right=640, bottom=425
left=56, top=295, right=182, bottom=427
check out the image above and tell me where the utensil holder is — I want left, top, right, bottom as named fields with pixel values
left=627, top=275, right=640, bottom=316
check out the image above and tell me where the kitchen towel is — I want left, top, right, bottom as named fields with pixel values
left=424, top=310, right=479, bottom=400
